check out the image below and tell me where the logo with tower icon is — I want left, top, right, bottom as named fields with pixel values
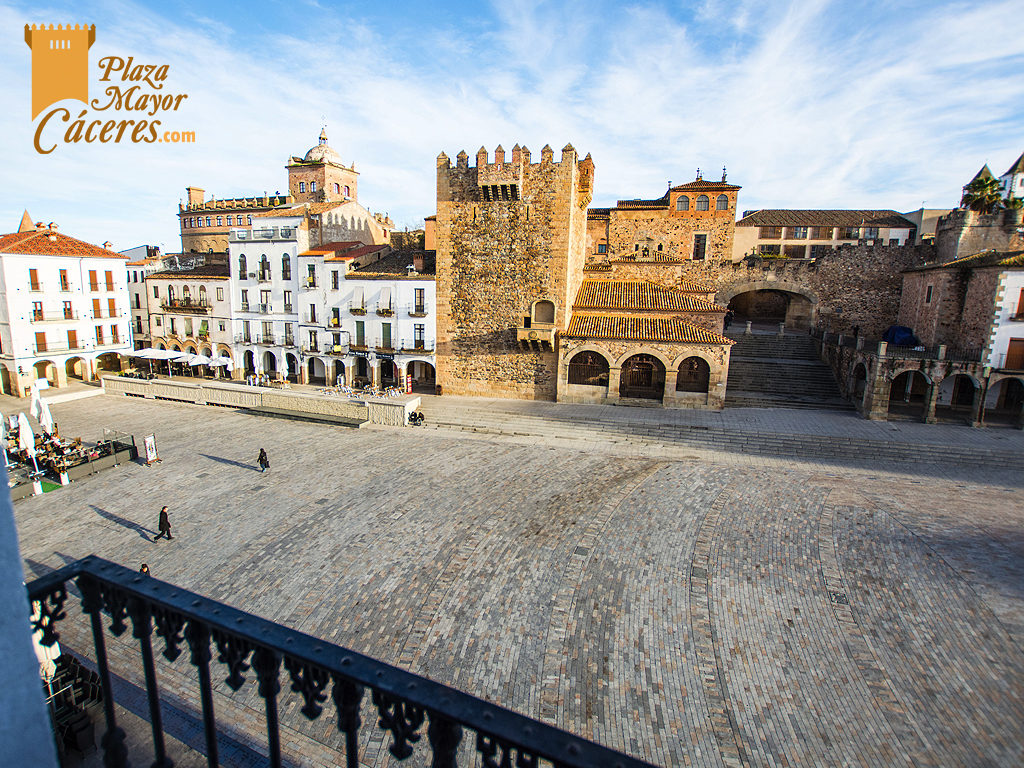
left=24, top=23, right=95, bottom=119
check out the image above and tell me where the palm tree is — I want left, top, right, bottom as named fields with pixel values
left=961, top=176, right=1005, bottom=213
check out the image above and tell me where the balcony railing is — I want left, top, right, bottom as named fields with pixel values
left=328, top=316, right=343, bottom=327
left=376, top=303, right=394, bottom=317
left=240, top=302, right=251, bottom=313
left=349, top=303, right=366, bottom=315
left=284, top=303, right=294, bottom=314
left=234, top=334, right=253, bottom=344
left=30, top=281, right=44, bottom=291
left=374, top=339, right=396, bottom=353
left=350, top=342, right=369, bottom=352
left=324, top=344, right=348, bottom=355
left=399, top=339, right=435, bottom=354
left=31, top=311, right=80, bottom=322
left=304, top=316, right=320, bottom=325
left=33, top=343, right=88, bottom=354
left=282, top=336, right=296, bottom=348
left=304, top=277, right=318, bottom=289
left=258, top=335, right=277, bottom=345
left=258, top=304, right=272, bottom=314
left=161, top=300, right=211, bottom=314
left=27, top=557, right=652, bottom=768
left=258, top=272, right=273, bottom=283
left=408, top=304, right=428, bottom=317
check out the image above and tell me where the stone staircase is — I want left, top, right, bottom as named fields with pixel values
left=724, top=331, right=853, bottom=411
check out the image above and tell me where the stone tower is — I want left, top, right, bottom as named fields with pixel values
left=286, top=129, right=359, bottom=204
left=435, top=143, right=594, bottom=399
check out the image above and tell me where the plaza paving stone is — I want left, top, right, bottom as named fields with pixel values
left=13, top=394, right=1024, bottom=767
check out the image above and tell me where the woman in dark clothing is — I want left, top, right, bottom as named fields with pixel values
left=257, top=448, right=270, bottom=473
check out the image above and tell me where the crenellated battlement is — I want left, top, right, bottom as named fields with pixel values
left=437, top=142, right=592, bottom=203
left=178, top=194, right=294, bottom=213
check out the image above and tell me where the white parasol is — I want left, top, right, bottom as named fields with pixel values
left=17, top=412, right=35, bottom=456
left=38, top=401, right=55, bottom=435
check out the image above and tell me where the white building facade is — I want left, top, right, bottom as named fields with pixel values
left=0, top=220, right=131, bottom=396
left=146, top=266, right=233, bottom=362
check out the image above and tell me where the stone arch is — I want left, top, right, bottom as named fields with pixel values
left=184, top=343, right=197, bottom=354
left=34, top=360, right=57, bottom=386
left=215, top=344, right=232, bottom=359
left=285, top=352, right=299, bottom=382
left=243, top=349, right=256, bottom=375
left=567, top=350, right=610, bottom=387
left=406, top=360, right=436, bottom=392
left=936, top=372, right=979, bottom=422
left=612, top=346, right=672, bottom=370
left=888, top=369, right=930, bottom=418
left=307, top=356, right=327, bottom=385
left=717, top=280, right=819, bottom=330
left=95, top=353, right=121, bottom=373
left=0, top=363, right=15, bottom=395
left=199, top=345, right=212, bottom=356
left=675, top=356, right=710, bottom=393
left=65, top=356, right=88, bottom=382
left=262, top=350, right=278, bottom=375
left=619, top=352, right=667, bottom=401
left=984, top=375, right=1024, bottom=425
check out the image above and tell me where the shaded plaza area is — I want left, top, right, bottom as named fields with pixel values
left=15, top=395, right=1024, bottom=767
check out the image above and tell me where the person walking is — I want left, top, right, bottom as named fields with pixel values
left=153, top=506, right=173, bottom=540
left=724, top=309, right=734, bottom=330
left=257, top=448, right=270, bottom=473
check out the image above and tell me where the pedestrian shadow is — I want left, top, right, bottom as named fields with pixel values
left=199, top=453, right=260, bottom=471
left=90, top=505, right=158, bottom=541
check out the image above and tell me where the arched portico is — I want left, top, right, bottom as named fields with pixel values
left=619, top=353, right=667, bottom=401
left=717, top=280, right=818, bottom=329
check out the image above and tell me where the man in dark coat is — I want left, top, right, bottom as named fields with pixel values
left=257, top=448, right=269, bottom=473
left=153, top=506, right=173, bottom=540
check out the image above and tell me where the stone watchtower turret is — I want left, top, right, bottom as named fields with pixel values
left=286, top=129, right=359, bottom=204
left=434, top=143, right=595, bottom=399
left=24, top=24, right=95, bottom=119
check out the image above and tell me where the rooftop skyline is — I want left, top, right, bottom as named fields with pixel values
left=1, top=0, right=1022, bottom=251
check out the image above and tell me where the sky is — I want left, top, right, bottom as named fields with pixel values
left=1, top=0, right=1022, bottom=253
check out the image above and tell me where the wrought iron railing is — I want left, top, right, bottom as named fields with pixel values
left=27, top=557, right=655, bottom=768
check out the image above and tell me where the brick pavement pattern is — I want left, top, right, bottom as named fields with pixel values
left=15, top=395, right=1024, bottom=767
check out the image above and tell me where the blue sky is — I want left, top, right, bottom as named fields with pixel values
left=1, top=0, right=1022, bottom=252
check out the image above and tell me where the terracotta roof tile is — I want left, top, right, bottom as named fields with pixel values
left=349, top=250, right=436, bottom=277
left=565, top=314, right=733, bottom=344
left=573, top=279, right=725, bottom=313
left=736, top=209, right=915, bottom=229
left=935, top=249, right=1024, bottom=269
left=298, top=241, right=363, bottom=256
left=0, top=229, right=126, bottom=259
left=323, top=244, right=388, bottom=262
left=670, top=179, right=741, bottom=191
left=676, top=279, right=715, bottom=293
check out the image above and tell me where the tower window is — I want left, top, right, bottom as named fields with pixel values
left=299, top=182, right=306, bottom=193
left=676, top=196, right=689, bottom=211
left=716, top=194, right=728, bottom=210
left=310, top=181, right=317, bottom=192
left=696, top=195, right=709, bottom=211
left=333, top=183, right=340, bottom=194
left=344, top=186, right=350, bottom=197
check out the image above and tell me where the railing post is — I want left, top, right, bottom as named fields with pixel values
left=744, top=320, right=752, bottom=335
left=78, top=575, right=128, bottom=768
left=937, top=344, right=947, bottom=361
left=877, top=341, right=887, bottom=357
left=331, top=676, right=364, bottom=768
left=253, top=647, right=283, bottom=768
left=127, top=597, right=172, bottom=768
left=427, top=711, right=463, bottom=768
left=184, top=620, right=219, bottom=768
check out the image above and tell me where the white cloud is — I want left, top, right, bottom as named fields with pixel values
left=0, top=0, right=1021, bottom=251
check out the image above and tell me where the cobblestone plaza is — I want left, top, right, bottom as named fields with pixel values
left=15, top=394, right=1024, bottom=767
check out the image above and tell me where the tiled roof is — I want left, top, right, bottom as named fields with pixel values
left=0, top=229, right=126, bottom=259
left=970, top=164, right=996, bottom=184
left=1004, top=152, right=1024, bottom=176
left=609, top=252, right=683, bottom=263
left=324, top=244, right=388, bottom=262
left=573, top=279, right=725, bottom=313
left=614, top=196, right=669, bottom=210
left=736, top=209, right=915, bottom=228
left=670, top=179, right=741, bottom=191
left=677, top=279, right=715, bottom=293
left=931, top=249, right=1024, bottom=270
left=587, top=208, right=611, bottom=218
left=565, top=314, right=733, bottom=344
left=298, top=241, right=363, bottom=256
left=148, top=264, right=230, bottom=278
left=349, top=250, right=436, bottom=277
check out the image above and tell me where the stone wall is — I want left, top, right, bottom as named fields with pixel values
left=899, top=265, right=1000, bottom=351
left=935, top=208, right=1024, bottom=264
left=435, top=145, right=591, bottom=400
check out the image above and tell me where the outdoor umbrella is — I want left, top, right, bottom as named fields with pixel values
left=17, top=411, right=40, bottom=474
left=38, top=401, right=54, bottom=435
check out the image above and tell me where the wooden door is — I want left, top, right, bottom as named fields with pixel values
left=1006, top=339, right=1024, bottom=370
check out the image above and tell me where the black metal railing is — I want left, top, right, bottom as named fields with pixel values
left=27, top=556, right=656, bottom=768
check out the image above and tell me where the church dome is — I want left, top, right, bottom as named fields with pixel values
left=303, top=128, right=342, bottom=165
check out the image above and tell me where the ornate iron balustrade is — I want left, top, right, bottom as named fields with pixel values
left=27, top=556, right=656, bottom=768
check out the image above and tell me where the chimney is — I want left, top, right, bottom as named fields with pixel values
left=412, top=252, right=424, bottom=272
left=103, top=241, right=112, bottom=250
left=35, top=221, right=46, bottom=230
left=48, top=222, right=58, bottom=232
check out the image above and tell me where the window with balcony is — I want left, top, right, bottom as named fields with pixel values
left=29, top=268, right=41, bottom=291
left=695, top=195, right=709, bottom=211
left=308, top=304, right=317, bottom=323
left=32, top=301, right=43, bottom=321
left=306, top=264, right=317, bottom=288
left=282, top=255, right=291, bottom=280
left=67, top=330, right=78, bottom=349
left=169, top=318, right=176, bottom=335
left=185, top=318, right=193, bottom=337
left=414, top=288, right=425, bottom=315
left=238, top=254, right=247, bottom=276
left=355, top=320, right=365, bottom=346
left=89, top=270, right=99, bottom=291
left=108, top=298, right=117, bottom=317
left=331, top=308, right=341, bottom=326
left=111, top=325, right=120, bottom=344
left=716, top=194, right=729, bottom=210
left=35, top=331, right=46, bottom=352
left=168, top=286, right=175, bottom=302
left=59, top=269, right=69, bottom=291
left=414, top=323, right=425, bottom=348
left=332, top=270, right=339, bottom=290
left=241, top=289, right=249, bottom=312
left=242, top=320, right=251, bottom=343
left=284, top=322, right=294, bottom=346
left=262, top=321, right=273, bottom=343
left=259, top=256, right=271, bottom=280
left=64, top=301, right=73, bottom=319
left=92, top=298, right=102, bottom=318
left=199, top=286, right=207, bottom=305
left=95, top=325, right=104, bottom=345
left=136, top=319, right=143, bottom=334
left=283, top=290, right=293, bottom=314
left=105, top=271, right=114, bottom=291
left=381, top=323, right=392, bottom=349
left=308, top=330, right=318, bottom=349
